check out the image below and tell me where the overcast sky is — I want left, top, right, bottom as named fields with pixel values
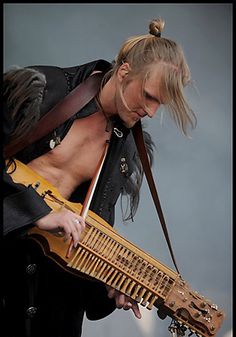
left=3, top=3, right=232, bottom=337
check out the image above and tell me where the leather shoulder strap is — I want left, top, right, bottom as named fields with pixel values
left=132, top=120, right=180, bottom=275
left=4, top=72, right=103, bottom=159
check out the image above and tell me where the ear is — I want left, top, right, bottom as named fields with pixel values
left=117, top=62, right=131, bottom=81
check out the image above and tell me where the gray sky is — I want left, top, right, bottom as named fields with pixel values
left=3, top=3, right=232, bottom=337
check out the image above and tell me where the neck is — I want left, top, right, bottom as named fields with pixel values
left=98, top=76, right=117, bottom=119
left=95, top=95, right=113, bottom=133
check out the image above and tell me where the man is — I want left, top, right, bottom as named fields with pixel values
left=3, top=18, right=196, bottom=337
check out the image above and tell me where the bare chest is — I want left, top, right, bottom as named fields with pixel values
left=27, top=112, right=111, bottom=198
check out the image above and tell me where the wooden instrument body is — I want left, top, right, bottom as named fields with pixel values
left=6, top=159, right=225, bottom=337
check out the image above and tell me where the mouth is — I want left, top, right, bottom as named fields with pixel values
left=132, top=111, right=146, bottom=121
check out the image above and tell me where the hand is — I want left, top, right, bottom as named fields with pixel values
left=35, top=209, right=86, bottom=248
left=106, top=286, right=142, bottom=319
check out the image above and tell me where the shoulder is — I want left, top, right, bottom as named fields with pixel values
left=28, top=59, right=111, bottom=85
left=27, top=60, right=112, bottom=116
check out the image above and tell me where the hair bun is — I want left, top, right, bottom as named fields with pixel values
left=149, top=17, right=165, bottom=37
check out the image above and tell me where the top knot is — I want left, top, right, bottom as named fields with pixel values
left=149, top=17, right=165, bottom=37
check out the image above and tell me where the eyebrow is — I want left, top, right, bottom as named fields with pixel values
left=144, top=90, right=162, bottom=105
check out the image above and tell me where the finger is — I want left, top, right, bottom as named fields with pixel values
left=131, top=303, right=142, bottom=319
left=107, top=287, right=116, bottom=299
left=63, top=223, right=73, bottom=242
left=123, top=302, right=133, bottom=310
left=78, top=217, right=86, bottom=230
left=72, top=217, right=85, bottom=232
left=72, top=218, right=80, bottom=226
left=116, top=293, right=126, bottom=308
left=71, top=218, right=83, bottom=247
left=63, top=227, right=72, bottom=242
left=71, top=228, right=80, bottom=247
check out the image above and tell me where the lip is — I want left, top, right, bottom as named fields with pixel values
left=133, top=111, right=144, bottom=119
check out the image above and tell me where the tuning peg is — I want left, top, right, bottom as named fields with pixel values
left=200, top=301, right=206, bottom=308
left=194, top=311, right=201, bottom=318
left=210, top=325, right=216, bottom=332
left=188, top=328, right=196, bottom=335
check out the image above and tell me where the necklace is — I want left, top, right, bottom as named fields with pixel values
left=95, top=95, right=113, bottom=132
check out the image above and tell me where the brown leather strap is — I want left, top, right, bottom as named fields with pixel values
left=132, top=120, right=180, bottom=275
left=4, top=72, right=104, bottom=159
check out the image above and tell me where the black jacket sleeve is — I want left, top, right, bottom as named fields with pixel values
left=3, top=170, right=52, bottom=236
left=84, top=280, right=117, bottom=320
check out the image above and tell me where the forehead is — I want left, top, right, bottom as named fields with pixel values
left=142, top=66, right=167, bottom=102
left=145, top=64, right=166, bottom=85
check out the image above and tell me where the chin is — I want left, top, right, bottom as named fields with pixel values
left=120, top=113, right=138, bottom=128
left=125, top=121, right=136, bottom=129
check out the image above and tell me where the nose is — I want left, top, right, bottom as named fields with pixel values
left=146, top=104, right=159, bottom=118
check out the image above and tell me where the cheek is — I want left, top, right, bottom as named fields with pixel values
left=115, top=88, right=126, bottom=110
left=122, top=83, right=141, bottom=109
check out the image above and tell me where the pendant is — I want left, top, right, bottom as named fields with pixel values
left=49, top=139, right=56, bottom=149
left=120, top=157, right=128, bottom=175
left=49, top=136, right=61, bottom=149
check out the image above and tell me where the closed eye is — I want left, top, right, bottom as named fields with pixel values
left=144, top=91, right=162, bottom=105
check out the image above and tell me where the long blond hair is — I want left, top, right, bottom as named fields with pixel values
left=110, top=17, right=197, bottom=135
